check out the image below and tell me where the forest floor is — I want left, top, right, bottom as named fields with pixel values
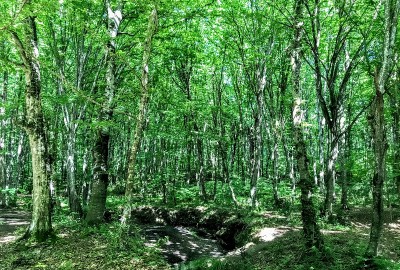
left=0, top=209, right=30, bottom=243
left=0, top=205, right=399, bottom=269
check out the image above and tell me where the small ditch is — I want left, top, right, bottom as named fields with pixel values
left=132, top=206, right=248, bottom=268
left=143, top=225, right=226, bottom=267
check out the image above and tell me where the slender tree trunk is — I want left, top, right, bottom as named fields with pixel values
left=228, top=123, right=239, bottom=207
left=250, top=66, right=265, bottom=208
left=365, top=0, right=399, bottom=257
left=0, top=71, right=7, bottom=202
left=390, top=73, right=400, bottom=202
left=366, top=88, right=386, bottom=257
left=11, top=15, right=52, bottom=241
left=340, top=131, right=350, bottom=211
left=194, top=122, right=207, bottom=201
left=121, top=7, right=158, bottom=228
left=324, top=133, right=338, bottom=217
left=290, top=0, right=324, bottom=251
left=272, top=140, right=280, bottom=206
left=66, top=128, right=82, bottom=215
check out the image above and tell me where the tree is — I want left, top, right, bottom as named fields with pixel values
left=290, top=0, right=324, bottom=251
left=86, top=0, right=122, bottom=225
left=10, top=7, right=52, bottom=241
left=365, top=0, right=400, bottom=258
left=121, top=5, right=158, bottom=228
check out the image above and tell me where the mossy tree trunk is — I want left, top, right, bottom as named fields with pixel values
left=121, top=6, right=158, bottom=228
left=290, top=0, right=324, bottom=251
left=86, top=0, right=122, bottom=225
left=11, top=15, right=52, bottom=241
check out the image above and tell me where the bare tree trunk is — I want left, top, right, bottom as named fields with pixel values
left=290, top=0, right=324, bottom=251
left=65, top=128, right=82, bottom=216
left=365, top=0, right=399, bottom=257
left=121, top=7, right=158, bottom=228
left=272, top=139, right=280, bottom=206
left=11, top=15, right=52, bottom=241
left=323, top=134, right=338, bottom=217
left=194, top=122, right=207, bottom=201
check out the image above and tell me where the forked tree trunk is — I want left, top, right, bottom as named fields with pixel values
left=121, top=7, right=158, bottom=228
left=86, top=1, right=122, bottom=224
left=11, top=15, right=52, bottom=241
left=290, top=0, right=324, bottom=251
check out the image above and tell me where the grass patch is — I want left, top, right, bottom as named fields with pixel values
left=0, top=218, right=169, bottom=270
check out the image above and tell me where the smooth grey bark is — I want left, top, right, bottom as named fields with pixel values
left=365, top=0, right=400, bottom=257
left=66, top=129, right=82, bottom=216
left=86, top=1, right=122, bottom=224
left=11, top=15, right=52, bottom=241
left=121, top=7, right=158, bottom=227
left=290, top=0, right=324, bottom=251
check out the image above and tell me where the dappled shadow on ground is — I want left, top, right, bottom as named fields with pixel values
left=0, top=209, right=30, bottom=244
left=237, top=208, right=400, bottom=269
left=349, top=207, right=400, bottom=262
left=0, top=220, right=171, bottom=270
left=143, top=225, right=224, bottom=264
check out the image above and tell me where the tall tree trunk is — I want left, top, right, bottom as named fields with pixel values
left=250, top=65, right=266, bottom=209
left=390, top=72, right=400, bottom=202
left=272, top=139, right=280, bottom=206
left=290, top=0, right=324, bottom=251
left=194, top=122, right=207, bottom=201
left=365, top=0, right=399, bottom=257
left=0, top=71, right=7, bottom=206
left=11, top=15, right=52, bottom=241
left=323, top=133, right=338, bottom=217
left=86, top=1, right=122, bottom=224
left=121, top=7, right=158, bottom=228
left=66, top=127, right=82, bottom=215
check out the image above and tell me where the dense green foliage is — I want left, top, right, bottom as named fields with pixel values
left=0, top=0, right=400, bottom=269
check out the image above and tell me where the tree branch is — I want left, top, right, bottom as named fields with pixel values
left=10, top=31, right=29, bottom=68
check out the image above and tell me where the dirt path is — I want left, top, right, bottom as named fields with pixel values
left=0, top=209, right=31, bottom=244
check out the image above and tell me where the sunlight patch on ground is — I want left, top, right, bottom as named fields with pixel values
left=256, top=227, right=286, bottom=242
left=351, top=221, right=370, bottom=229
left=262, top=212, right=286, bottom=219
left=226, top=226, right=292, bottom=258
left=2, top=220, right=29, bottom=226
left=256, top=227, right=292, bottom=243
left=0, top=235, right=17, bottom=243
left=321, top=230, right=345, bottom=234
left=58, top=232, right=70, bottom=238
left=388, top=222, right=400, bottom=230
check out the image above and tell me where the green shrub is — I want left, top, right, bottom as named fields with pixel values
left=0, top=188, right=18, bottom=207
